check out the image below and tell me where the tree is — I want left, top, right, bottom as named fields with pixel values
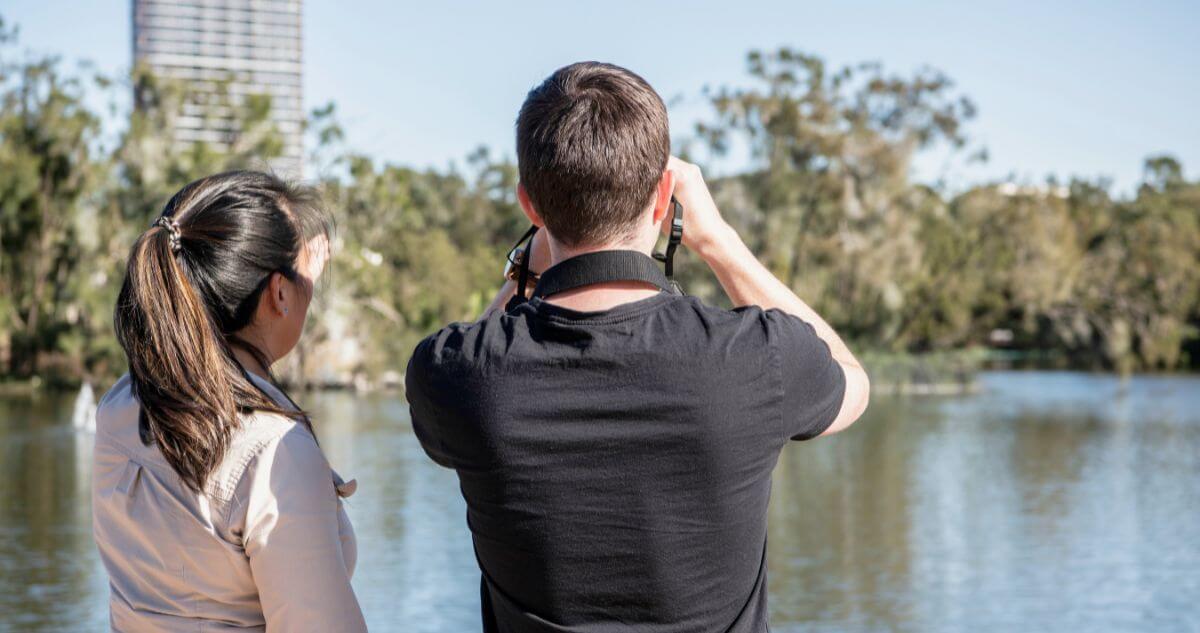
left=698, top=48, right=979, bottom=349
left=0, top=19, right=104, bottom=379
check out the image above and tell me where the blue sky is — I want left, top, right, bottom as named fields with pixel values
left=5, top=0, right=1198, bottom=194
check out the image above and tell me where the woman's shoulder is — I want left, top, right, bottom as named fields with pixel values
left=95, top=373, right=307, bottom=453
left=94, top=374, right=154, bottom=460
left=235, top=407, right=309, bottom=447
left=93, top=372, right=327, bottom=502
left=98, top=373, right=134, bottom=408
left=231, top=374, right=320, bottom=466
left=212, top=408, right=319, bottom=497
left=96, top=373, right=136, bottom=432
left=227, top=373, right=312, bottom=460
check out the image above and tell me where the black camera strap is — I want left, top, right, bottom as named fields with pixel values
left=531, top=250, right=674, bottom=300
left=513, top=225, right=539, bottom=301
left=653, top=197, right=684, bottom=279
left=512, top=197, right=685, bottom=304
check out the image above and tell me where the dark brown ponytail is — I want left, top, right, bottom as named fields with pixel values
left=114, top=171, right=330, bottom=492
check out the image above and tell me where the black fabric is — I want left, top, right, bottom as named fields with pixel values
left=406, top=284, right=846, bottom=633
left=532, top=250, right=674, bottom=299
left=515, top=226, right=539, bottom=301
left=653, top=197, right=684, bottom=278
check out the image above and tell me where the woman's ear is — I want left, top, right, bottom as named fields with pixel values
left=270, top=271, right=289, bottom=317
left=517, top=183, right=545, bottom=228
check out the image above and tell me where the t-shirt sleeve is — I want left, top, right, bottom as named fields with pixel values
left=764, top=309, right=847, bottom=441
left=405, top=335, right=455, bottom=468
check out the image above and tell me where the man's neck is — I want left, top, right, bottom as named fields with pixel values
left=542, top=240, right=661, bottom=312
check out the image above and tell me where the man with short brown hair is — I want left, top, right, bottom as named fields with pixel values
left=515, top=62, right=671, bottom=248
left=406, top=61, right=869, bottom=632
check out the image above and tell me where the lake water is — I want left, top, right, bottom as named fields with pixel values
left=2, top=371, right=1198, bottom=632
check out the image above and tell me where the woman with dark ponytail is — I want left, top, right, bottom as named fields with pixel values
left=92, top=171, right=367, bottom=631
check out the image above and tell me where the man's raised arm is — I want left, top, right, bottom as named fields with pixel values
left=668, top=157, right=870, bottom=436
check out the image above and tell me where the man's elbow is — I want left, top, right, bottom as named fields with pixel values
left=850, top=366, right=870, bottom=422
left=822, top=364, right=870, bottom=436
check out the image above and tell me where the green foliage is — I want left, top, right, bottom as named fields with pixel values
left=694, top=49, right=979, bottom=348
left=0, top=23, right=1196, bottom=387
left=0, top=26, right=103, bottom=381
left=692, top=49, right=1199, bottom=372
left=307, top=146, right=520, bottom=379
left=0, top=21, right=288, bottom=385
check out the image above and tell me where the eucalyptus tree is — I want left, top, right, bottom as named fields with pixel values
left=0, top=18, right=105, bottom=379
left=697, top=48, right=979, bottom=349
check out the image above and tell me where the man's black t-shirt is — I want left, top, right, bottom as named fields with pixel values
left=405, top=290, right=845, bottom=633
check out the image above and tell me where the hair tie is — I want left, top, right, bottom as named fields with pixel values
left=153, top=215, right=182, bottom=254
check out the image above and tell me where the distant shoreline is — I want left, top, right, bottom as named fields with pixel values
left=6, top=348, right=1198, bottom=398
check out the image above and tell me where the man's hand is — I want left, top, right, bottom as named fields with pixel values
left=478, top=223, right=554, bottom=321
left=667, top=155, right=869, bottom=437
left=666, top=156, right=734, bottom=258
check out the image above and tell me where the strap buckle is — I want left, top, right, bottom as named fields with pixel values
left=652, top=197, right=684, bottom=280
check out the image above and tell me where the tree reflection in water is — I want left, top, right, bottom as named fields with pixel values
left=1, top=372, right=1198, bottom=631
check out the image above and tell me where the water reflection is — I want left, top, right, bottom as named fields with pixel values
left=0, top=395, right=108, bottom=630
left=767, top=372, right=1200, bottom=632
left=307, top=392, right=480, bottom=632
left=1, top=372, right=1198, bottom=631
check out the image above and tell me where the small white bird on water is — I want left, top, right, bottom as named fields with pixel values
left=72, top=381, right=97, bottom=433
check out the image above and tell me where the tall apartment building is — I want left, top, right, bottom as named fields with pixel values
left=132, top=0, right=304, bottom=176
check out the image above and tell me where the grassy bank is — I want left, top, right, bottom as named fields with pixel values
left=860, top=348, right=986, bottom=395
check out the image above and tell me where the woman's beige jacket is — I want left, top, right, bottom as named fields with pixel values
left=91, top=373, right=366, bottom=632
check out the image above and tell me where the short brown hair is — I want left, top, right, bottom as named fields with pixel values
left=516, top=62, right=669, bottom=248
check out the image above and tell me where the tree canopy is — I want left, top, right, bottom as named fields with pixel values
left=0, top=20, right=1196, bottom=387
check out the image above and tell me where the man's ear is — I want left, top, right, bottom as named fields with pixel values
left=652, top=169, right=676, bottom=225
left=517, top=183, right=545, bottom=228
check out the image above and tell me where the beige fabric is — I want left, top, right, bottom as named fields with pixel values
left=92, top=373, right=367, bottom=632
